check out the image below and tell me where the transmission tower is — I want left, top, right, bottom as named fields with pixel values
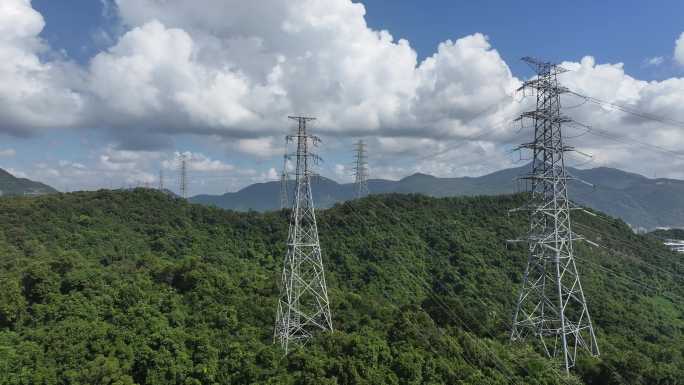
left=510, top=57, right=599, bottom=374
left=274, top=116, right=333, bottom=353
left=178, top=153, right=188, bottom=198
left=352, top=139, right=369, bottom=199
left=159, top=169, right=164, bottom=191
left=280, top=152, right=289, bottom=210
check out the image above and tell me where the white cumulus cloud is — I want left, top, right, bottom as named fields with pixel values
left=91, top=0, right=522, bottom=144
left=675, top=32, right=684, bottom=66
left=2, top=1, right=684, bottom=189
left=0, top=0, right=84, bottom=136
left=0, top=148, right=16, bottom=157
left=643, top=56, right=664, bottom=67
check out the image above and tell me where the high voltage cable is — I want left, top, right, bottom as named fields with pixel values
left=573, top=254, right=683, bottom=304
left=568, top=90, right=684, bottom=129
left=318, top=199, right=577, bottom=384
left=561, top=90, right=684, bottom=160
left=368, top=198, right=579, bottom=384
left=318, top=206, right=528, bottom=384
left=572, top=222, right=684, bottom=280
left=414, top=118, right=520, bottom=163
left=569, top=189, right=684, bottom=272
left=573, top=124, right=684, bottom=158
left=316, top=209, right=526, bottom=383
left=569, top=224, right=684, bottom=299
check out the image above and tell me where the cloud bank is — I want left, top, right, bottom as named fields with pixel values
left=2, top=0, right=684, bottom=190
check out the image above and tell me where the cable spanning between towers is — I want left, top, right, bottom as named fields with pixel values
left=274, top=116, right=333, bottom=353
left=509, top=57, right=599, bottom=374
left=352, top=139, right=370, bottom=199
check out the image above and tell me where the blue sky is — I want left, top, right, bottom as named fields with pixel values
left=2, top=0, right=684, bottom=195
left=34, top=0, right=684, bottom=79
left=360, top=0, right=684, bottom=80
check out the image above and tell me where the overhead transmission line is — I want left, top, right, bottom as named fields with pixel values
left=567, top=90, right=684, bottom=129
left=340, top=195, right=681, bottom=382
left=572, top=222, right=684, bottom=280
left=572, top=253, right=683, bottom=303
left=315, top=199, right=575, bottom=384
left=567, top=121, right=684, bottom=158
left=561, top=91, right=684, bottom=158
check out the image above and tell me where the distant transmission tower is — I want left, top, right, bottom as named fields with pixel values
left=352, top=140, right=369, bottom=199
left=280, top=154, right=290, bottom=210
left=159, top=169, right=164, bottom=191
left=178, top=153, right=188, bottom=198
left=510, top=57, right=599, bottom=374
left=274, top=116, right=333, bottom=353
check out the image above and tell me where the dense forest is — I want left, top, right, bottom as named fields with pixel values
left=649, top=228, right=684, bottom=240
left=0, top=190, right=681, bottom=384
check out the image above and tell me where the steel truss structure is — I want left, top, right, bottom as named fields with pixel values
left=510, top=57, right=599, bottom=374
left=274, top=116, right=333, bottom=353
left=352, top=139, right=369, bottom=199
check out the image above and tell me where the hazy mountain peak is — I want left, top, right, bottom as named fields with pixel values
left=190, top=166, right=684, bottom=230
left=401, top=172, right=437, bottom=181
left=0, top=168, right=58, bottom=196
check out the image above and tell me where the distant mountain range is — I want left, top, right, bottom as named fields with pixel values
left=191, top=166, right=684, bottom=230
left=2, top=165, right=681, bottom=230
left=0, top=168, right=57, bottom=196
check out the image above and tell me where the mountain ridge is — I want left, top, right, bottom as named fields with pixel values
left=191, top=165, right=684, bottom=230
left=0, top=168, right=57, bottom=196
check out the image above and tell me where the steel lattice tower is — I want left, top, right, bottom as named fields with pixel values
left=178, top=153, right=188, bottom=199
left=510, top=57, right=599, bottom=374
left=352, top=140, right=369, bottom=199
left=280, top=154, right=290, bottom=210
left=274, top=116, right=333, bottom=353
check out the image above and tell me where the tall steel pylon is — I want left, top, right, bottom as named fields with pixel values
left=510, top=57, right=599, bottom=374
left=352, top=139, right=369, bottom=199
left=274, top=116, right=333, bottom=353
left=280, top=153, right=290, bottom=210
left=178, top=153, right=188, bottom=199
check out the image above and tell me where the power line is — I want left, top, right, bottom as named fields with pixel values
left=573, top=123, right=684, bottom=159
left=573, top=254, right=683, bottom=303
left=568, top=90, right=684, bottom=129
left=317, top=197, right=576, bottom=384
left=572, top=222, right=684, bottom=281
left=557, top=90, right=684, bottom=162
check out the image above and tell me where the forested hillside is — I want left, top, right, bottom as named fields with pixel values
left=0, top=190, right=681, bottom=384
left=0, top=168, right=57, bottom=197
left=649, top=228, right=684, bottom=240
